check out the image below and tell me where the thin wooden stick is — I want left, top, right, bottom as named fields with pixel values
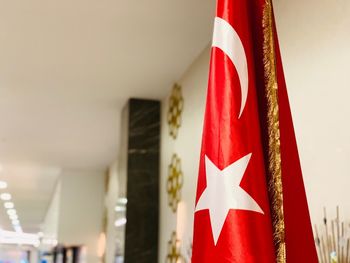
left=329, top=234, right=333, bottom=262
left=341, top=222, right=345, bottom=262
left=346, top=238, right=349, bottom=263
left=315, top=208, right=350, bottom=262
left=315, top=225, right=323, bottom=263
left=321, top=235, right=328, bottom=263
left=337, top=206, right=340, bottom=261
left=324, top=207, right=330, bottom=263
left=332, top=220, right=336, bottom=253
left=338, top=222, right=344, bottom=263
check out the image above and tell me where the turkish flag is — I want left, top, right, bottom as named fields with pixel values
left=192, top=0, right=317, bottom=262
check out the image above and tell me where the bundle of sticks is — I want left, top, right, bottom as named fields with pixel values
left=314, top=206, right=350, bottom=263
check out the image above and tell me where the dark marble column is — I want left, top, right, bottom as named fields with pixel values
left=123, top=99, right=160, bottom=263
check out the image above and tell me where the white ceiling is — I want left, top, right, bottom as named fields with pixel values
left=0, top=165, right=60, bottom=232
left=0, top=0, right=215, bottom=232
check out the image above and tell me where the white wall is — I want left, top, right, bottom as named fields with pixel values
left=159, top=47, right=210, bottom=262
left=58, top=170, right=105, bottom=263
left=105, top=162, right=119, bottom=263
left=42, top=180, right=61, bottom=242
left=159, top=1, right=350, bottom=259
left=273, top=0, right=350, bottom=222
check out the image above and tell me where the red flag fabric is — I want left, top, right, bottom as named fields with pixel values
left=192, top=0, right=317, bottom=262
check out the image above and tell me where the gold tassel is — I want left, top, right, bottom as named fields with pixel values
left=262, top=1, right=286, bottom=262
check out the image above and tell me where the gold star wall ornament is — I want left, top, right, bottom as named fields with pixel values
left=166, top=231, right=185, bottom=263
left=167, top=154, right=184, bottom=213
left=167, top=83, right=184, bottom=139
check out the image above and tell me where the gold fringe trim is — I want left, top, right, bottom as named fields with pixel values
left=262, top=1, right=286, bottom=262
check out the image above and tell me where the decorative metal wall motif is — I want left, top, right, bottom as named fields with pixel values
left=166, top=231, right=185, bottom=263
left=165, top=85, right=186, bottom=261
left=167, top=83, right=184, bottom=139
left=167, top=154, right=184, bottom=213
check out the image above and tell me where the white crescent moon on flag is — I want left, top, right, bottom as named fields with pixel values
left=212, top=17, right=249, bottom=118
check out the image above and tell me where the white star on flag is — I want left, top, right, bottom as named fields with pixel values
left=195, top=153, right=264, bottom=245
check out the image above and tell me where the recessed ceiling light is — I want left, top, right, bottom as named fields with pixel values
left=0, top=180, right=7, bottom=189
left=0, top=193, right=11, bottom=201
left=9, top=214, right=18, bottom=220
left=7, top=209, right=16, bottom=216
left=14, top=225, right=22, bottom=233
left=115, top=205, right=126, bottom=212
left=117, top=197, right=128, bottom=205
left=12, top=219, right=20, bottom=226
left=114, top=218, right=127, bottom=227
left=4, top=202, right=14, bottom=209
